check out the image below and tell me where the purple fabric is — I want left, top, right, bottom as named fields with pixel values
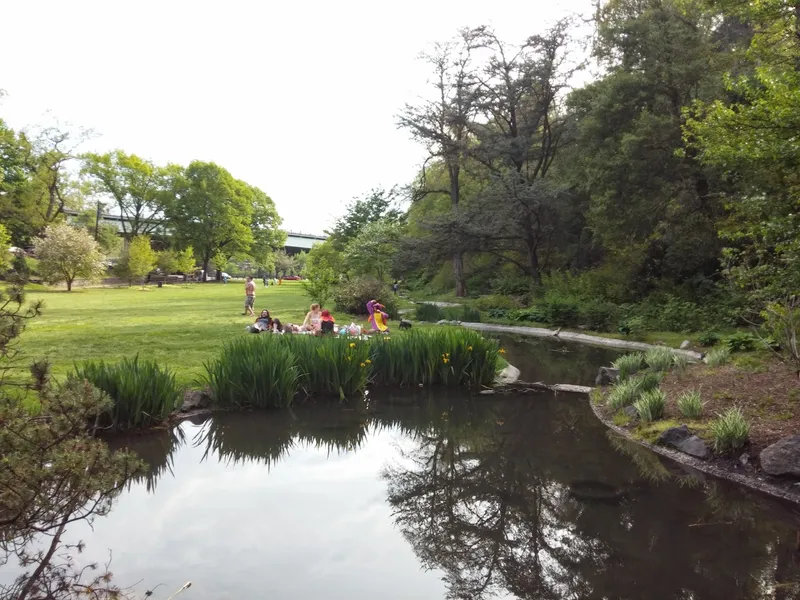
left=366, top=300, right=376, bottom=316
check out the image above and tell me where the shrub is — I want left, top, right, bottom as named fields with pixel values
left=612, top=353, right=643, bottom=381
left=724, top=332, right=758, bottom=352
left=333, top=277, right=397, bottom=317
left=487, top=308, right=511, bottom=319
left=633, top=388, right=666, bottom=423
left=541, top=297, right=581, bottom=327
left=511, top=307, right=546, bottom=323
left=283, top=336, right=370, bottom=399
left=697, top=331, right=720, bottom=347
left=474, top=295, right=521, bottom=311
left=74, top=355, right=180, bottom=429
left=204, top=336, right=299, bottom=408
left=617, top=316, right=645, bottom=336
left=677, top=390, right=703, bottom=418
left=582, top=301, right=618, bottom=332
left=415, top=303, right=445, bottom=322
left=369, top=328, right=499, bottom=388
left=443, top=305, right=482, bottom=323
left=709, top=407, right=750, bottom=453
left=645, top=347, right=675, bottom=372
left=706, top=346, right=731, bottom=367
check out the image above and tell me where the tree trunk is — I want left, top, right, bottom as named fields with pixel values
left=202, top=257, right=210, bottom=282
left=449, top=164, right=467, bottom=297
left=523, top=215, right=543, bottom=286
left=66, top=277, right=73, bottom=292
left=453, top=252, right=467, bottom=297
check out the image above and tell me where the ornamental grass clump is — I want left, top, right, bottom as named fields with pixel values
left=369, top=328, right=499, bottom=387
left=612, top=353, right=643, bottom=381
left=607, top=371, right=662, bottom=411
left=645, top=346, right=675, bottom=373
left=709, top=407, right=750, bottom=453
left=633, top=388, right=666, bottom=423
left=706, top=346, right=731, bottom=367
left=677, top=390, right=703, bottom=418
left=672, top=353, right=690, bottom=374
left=204, top=335, right=299, bottom=408
left=74, top=355, right=180, bottom=429
left=283, top=335, right=370, bottom=399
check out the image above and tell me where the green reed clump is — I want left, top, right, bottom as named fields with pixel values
left=672, top=353, right=690, bottom=374
left=677, top=389, right=703, bottom=418
left=74, top=355, right=180, bottom=429
left=282, top=335, right=370, bottom=399
left=645, top=346, right=675, bottom=373
left=612, top=353, right=643, bottom=381
left=204, top=335, right=299, bottom=408
left=415, top=303, right=445, bottom=322
left=633, top=388, right=666, bottom=423
left=706, top=346, right=731, bottom=367
left=709, top=407, right=750, bottom=453
left=369, top=328, right=499, bottom=387
left=607, top=371, right=662, bottom=410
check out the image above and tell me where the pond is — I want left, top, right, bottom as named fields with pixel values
left=4, top=338, right=800, bottom=600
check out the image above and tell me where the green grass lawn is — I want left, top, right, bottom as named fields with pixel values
left=16, top=281, right=351, bottom=387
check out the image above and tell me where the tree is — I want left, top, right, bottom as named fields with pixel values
left=274, top=249, right=297, bottom=277
left=81, top=150, right=171, bottom=237
left=164, top=162, right=254, bottom=281
left=125, top=235, right=158, bottom=285
left=398, top=36, right=480, bottom=296
left=248, top=185, right=286, bottom=272
left=71, top=205, right=123, bottom=256
left=158, top=246, right=196, bottom=275
left=326, top=187, right=404, bottom=251
left=342, top=220, right=404, bottom=281
left=34, top=224, right=105, bottom=291
left=0, top=223, right=11, bottom=272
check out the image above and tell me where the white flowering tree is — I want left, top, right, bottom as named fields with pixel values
left=34, top=224, right=106, bottom=291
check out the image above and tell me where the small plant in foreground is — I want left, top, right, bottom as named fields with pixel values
left=75, top=355, right=180, bottom=429
left=645, top=346, right=675, bottom=372
left=612, top=352, right=643, bottom=381
left=709, top=407, right=750, bottom=453
left=633, top=388, right=666, bottom=423
left=672, top=353, right=690, bottom=374
left=637, top=371, right=662, bottom=393
left=697, top=331, right=719, bottom=347
left=724, top=332, right=758, bottom=352
left=706, top=346, right=731, bottom=367
left=677, top=390, right=703, bottom=418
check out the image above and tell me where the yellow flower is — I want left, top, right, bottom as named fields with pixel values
left=346, top=356, right=351, bottom=361
left=349, top=342, right=356, bottom=348
left=467, top=346, right=473, bottom=351
left=499, top=348, right=506, bottom=354
left=360, top=362, right=366, bottom=368
left=365, top=359, right=371, bottom=364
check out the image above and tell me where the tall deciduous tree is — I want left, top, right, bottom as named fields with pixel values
left=342, top=220, right=404, bottom=281
left=34, top=224, right=105, bottom=291
left=327, top=187, right=404, bottom=251
left=125, top=235, right=158, bottom=285
left=398, top=37, right=480, bottom=296
left=81, top=150, right=171, bottom=236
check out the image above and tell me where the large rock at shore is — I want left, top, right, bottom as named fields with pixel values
left=595, top=367, right=620, bottom=386
left=180, top=389, right=212, bottom=412
left=760, top=435, right=800, bottom=477
left=657, top=425, right=710, bottom=459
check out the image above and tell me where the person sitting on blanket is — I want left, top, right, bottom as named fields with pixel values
left=302, top=303, right=323, bottom=332
left=319, top=309, right=335, bottom=335
left=250, top=310, right=273, bottom=333
left=366, top=299, right=390, bottom=333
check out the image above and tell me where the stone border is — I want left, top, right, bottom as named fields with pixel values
left=461, top=322, right=703, bottom=360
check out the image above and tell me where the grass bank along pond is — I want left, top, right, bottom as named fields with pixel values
left=5, top=337, right=800, bottom=599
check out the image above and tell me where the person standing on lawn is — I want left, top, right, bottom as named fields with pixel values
left=243, top=276, right=256, bottom=316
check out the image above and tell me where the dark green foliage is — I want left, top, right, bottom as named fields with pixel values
left=333, top=277, right=397, bottom=317
left=369, top=328, right=499, bottom=388
left=74, top=355, right=180, bottom=429
left=473, top=294, right=521, bottom=311
left=416, top=303, right=445, bottom=322
left=457, top=306, right=482, bottom=323
left=541, top=296, right=581, bottom=328
left=488, top=308, right=511, bottom=319
left=204, top=336, right=299, bottom=408
left=282, top=335, right=370, bottom=399
left=724, top=332, right=758, bottom=352
left=698, top=331, right=720, bottom=347
left=11, top=254, right=29, bottom=278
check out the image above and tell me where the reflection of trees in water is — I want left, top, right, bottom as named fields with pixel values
left=107, top=427, right=186, bottom=493
left=384, top=396, right=800, bottom=600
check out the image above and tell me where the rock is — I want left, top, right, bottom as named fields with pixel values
left=595, top=367, right=620, bottom=386
left=495, top=364, right=521, bottom=385
left=437, top=319, right=447, bottom=325
left=739, top=452, right=750, bottom=468
left=181, top=389, right=211, bottom=412
left=760, top=435, right=800, bottom=477
left=479, top=389, right=496, bottom=395
left=623, top=405, right=638, bottom=418
left=680, top=340, right=691, bottom=350
left=657, top=425, right=710, bottom=459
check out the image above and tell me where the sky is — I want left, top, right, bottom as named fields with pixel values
left=1, top=0, right=593, bottom=235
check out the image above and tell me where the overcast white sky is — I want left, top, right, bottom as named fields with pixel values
left=1, top=0, right=592, bottom=235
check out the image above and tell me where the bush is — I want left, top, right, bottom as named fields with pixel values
left=283, top=336, right=370, bottom=399
left=677, top=390, right=703, bottom=418
left=541, top=297, right=581, bottom=327
left=581, top=300, right=618, bottom=332
left=369, top=328, right=499, bottom=388
left=697, top=331, right=720, bottom=347
left=724, top=332, right=758, bottom=352
left=487, top=308, right=511, bottom=319
left=204, top=336, right=299, bottom=408
left=415, top=303, right=445, bottom=322
left=74, top=356, right=180, bottom=429
left=333, top=277, right=397, bottom=317
left=645, top=347, right=675, bottom=372
left=445, top=306, right=482, bottom=323
left=633, top=388, right=666, bottom=422
left=706, top=346, right=731, bottom=367
left=511, top=307, right=546, bottom=323
left=474, top=295, right=521, bottom=311
left=612, top=353, right=643, bottom=381
left=709, top=407, right=750, bottom=453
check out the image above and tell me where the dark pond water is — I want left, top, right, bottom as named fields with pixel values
left=4, top=338, right=800, bottom=600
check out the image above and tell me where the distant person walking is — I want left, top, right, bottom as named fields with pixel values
left=243, top=276, right=256, bottom=316
left=263, top=275, right=268, bottom=287
left=392, top=281, right=399, bottom=294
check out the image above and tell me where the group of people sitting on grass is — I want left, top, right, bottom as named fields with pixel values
left=246, top=301, right=392, bottom=336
